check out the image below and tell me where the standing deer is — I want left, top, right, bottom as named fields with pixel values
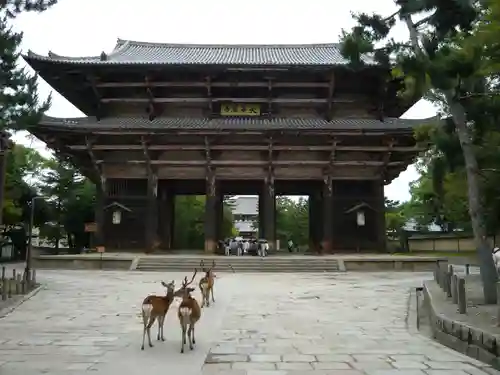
left=199, top=260, right=216, bottom=307
left=140, top=280, right=180, bottom=350
left=177, top=269, right=201, bottom=353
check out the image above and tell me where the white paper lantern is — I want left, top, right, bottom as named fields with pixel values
left=356, top=211, right=365, bottom=226
left=112, top=210, right=121, bottom=224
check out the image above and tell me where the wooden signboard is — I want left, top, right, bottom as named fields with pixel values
left=84, top=222, right=97, bottom=233
left=96, top=246, right=105, bottom=253
left=220, top=103, right=260, bottom=116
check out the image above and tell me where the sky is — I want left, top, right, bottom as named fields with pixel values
left=10, top=0, right=439, bottom=203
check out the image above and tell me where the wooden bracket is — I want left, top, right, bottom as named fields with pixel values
left=145, top=76, right=157, bottom=120
left=328, top=137, right=338, bottom=175
left=267, top=79, right=273, bottom=116
left=85, top=137, right=105, bottom=190
left=206, top=76, right=213, bottom=114
left=141, top=136, right=154, bottom=177
left=380, top=139, right=395, bottom=182
left=87, top=75, right=104, bottom=120
left=326, top=72, right=336, bottom=121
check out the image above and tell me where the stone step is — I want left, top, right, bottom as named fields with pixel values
left=135, top=256, right=341, bottom=272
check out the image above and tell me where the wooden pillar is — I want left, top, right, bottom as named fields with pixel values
left=216, top=193, right=224, bottom=243
left=262, top=175, right=276, bottom=250
left=145, top=174, right=158, bottom=253
left=205, top=170, right=217, bottom=253
left=321, top=175, right=333, bottom=253
left=258, top=193, right=264, bottom=238
left=95, top=178, right=105, bottom=248
left=309, top=191, right=322, bottom=253
left=374, top=179, right=387, bottom=251
left=159, top=187, right=175, bottom=250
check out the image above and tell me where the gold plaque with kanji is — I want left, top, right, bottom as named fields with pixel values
left=220, top=103, right=261, bottom=116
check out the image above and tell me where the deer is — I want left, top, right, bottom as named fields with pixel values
left=177, top=269, right=201, bottom=353
left=140, top=280, right=182, bottom=350
left=199, top=259, right=216, bottom=307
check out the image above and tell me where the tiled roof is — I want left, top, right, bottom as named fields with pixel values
left=23, top=39, right=376, bottom=66
left=37, top=116, right=436, bottom=131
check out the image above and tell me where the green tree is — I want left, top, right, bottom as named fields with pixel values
left=0, top=0, right=56, bottom=227
left=340, top=0, right=499, bottom=303
left=173, top=196, right=235, bottom=249
left=275, top=197, right=309, bottom=248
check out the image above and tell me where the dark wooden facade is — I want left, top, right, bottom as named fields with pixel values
left=24, top=40, right=435, bottom=253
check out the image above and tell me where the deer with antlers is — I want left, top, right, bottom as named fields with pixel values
left=140, top=280, right=182, bottom=350
left=177, top=269, right=201, bottom=353
left=199, top=260, right=216, bottom=308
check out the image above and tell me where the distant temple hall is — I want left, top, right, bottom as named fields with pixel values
left=24, top=40, right=434, bottom=253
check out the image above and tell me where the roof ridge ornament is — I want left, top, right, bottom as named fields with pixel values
left=100, top=52, right=107, bottom=61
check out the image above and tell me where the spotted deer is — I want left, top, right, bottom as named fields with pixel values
left=177, top=269, right=201, bottom=353
left=140, top=280, right=181, bottom=350
left=199, top=260, right=216, bottom=307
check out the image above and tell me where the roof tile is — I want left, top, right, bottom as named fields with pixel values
left=38, top=116, right=436, bottom=131
left=25, top=39, right=376, bottom=66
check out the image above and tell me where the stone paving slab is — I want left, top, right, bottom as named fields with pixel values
left=0, top=270, right=498, bottom=375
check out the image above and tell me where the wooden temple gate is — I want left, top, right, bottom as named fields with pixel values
left=23, top=39, right=434, bottom=253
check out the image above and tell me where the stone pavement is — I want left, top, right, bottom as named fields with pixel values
left=0, top=270, right=498, bottom=375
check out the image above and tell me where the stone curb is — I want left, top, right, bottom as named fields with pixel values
left=0, top=284, right=43, bottom=319
left=423, top=281, right=500, bottom=370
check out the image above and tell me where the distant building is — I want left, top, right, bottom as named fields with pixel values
left=230, top=196, right=258, bottom=237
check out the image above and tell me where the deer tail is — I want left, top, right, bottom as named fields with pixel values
left=141, top=303, right=153, bottom=324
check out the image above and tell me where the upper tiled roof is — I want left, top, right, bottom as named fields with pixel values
left=37, top=116, right=437, bottom=131
left=24, top=39, right=376, bottom=66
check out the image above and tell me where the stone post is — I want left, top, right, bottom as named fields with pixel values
left=446, top=265, right=454, bottom=298
left=451, top=274, right=458, bottom=304
left=457, top=277, right=467, bottom=314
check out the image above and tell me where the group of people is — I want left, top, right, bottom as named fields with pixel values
left=219, top=238, right=269, bottom=257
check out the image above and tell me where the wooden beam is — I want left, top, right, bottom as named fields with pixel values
left=85, top=137, right=105, bottom=190
left=99, top=97, right=355, bottom=104
left=96, top=159, right=406, bottom=167
left=268, top=79, right=273, bottom=116
left=70, top=144, right=425, bottom=152
left=381, top=139, right=395, bottom=182
left=95, top=81, right=331, bottom=89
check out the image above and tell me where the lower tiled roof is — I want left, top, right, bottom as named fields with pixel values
left=38, top=116, right=437, bottom=131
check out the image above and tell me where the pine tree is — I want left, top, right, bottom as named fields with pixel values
left=0, top=0, right=57, bottom=227
left=340, top=0, right=499, bottom=303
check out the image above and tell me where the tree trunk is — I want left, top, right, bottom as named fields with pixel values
left=402, top=14, right=498, bottom=304
left=55, top=197, right=61, bottom=251
left=447, top=94, right=498, bottom=304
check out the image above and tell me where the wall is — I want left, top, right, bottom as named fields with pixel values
left=390, top=234, right=498, bottom=252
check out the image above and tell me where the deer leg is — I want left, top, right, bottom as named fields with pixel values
left=158, top=315, right=165, bottom=341
left=147, top=317, right=156, bottom=348
left=141, top=323, right=147, bottom=350
left=157, top=318, right=161, bottom=341
left=192, top=323, right=196, bottom=345
left=211, top=286, right=215, bottom=302
left=188, top=324, right=194, bottom=350
left=200, top=288, right=205, bottom=308
left=181, top=324, right=187, bottom=353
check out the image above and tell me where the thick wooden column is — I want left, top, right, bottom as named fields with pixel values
left=374, top=179, right=387, bottom=251
left=145, top=173, right=158, bottom=252
left=321, top=175, right=333, bottom=253
left=159, top=187, right=175, bottom=250
left=309, top=191, right=322, bottom=253
left=262, top=174, right=276, bottom=250
left=258, top=193, right=264, bottom=238
left=95, top=177, right=106, bottom=248
left=216, top=193, right=224, bottom=243
left=205, top=170, right=217, bottom=253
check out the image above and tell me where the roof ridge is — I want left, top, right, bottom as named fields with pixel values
left=115, top=38, right=341, bottom=49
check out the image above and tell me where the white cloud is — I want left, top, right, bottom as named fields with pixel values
left=11, top=0, right=437, bottom=202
